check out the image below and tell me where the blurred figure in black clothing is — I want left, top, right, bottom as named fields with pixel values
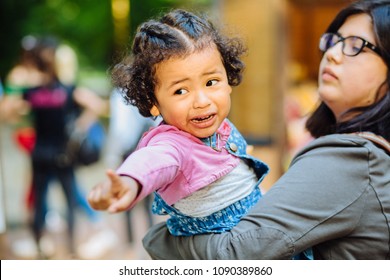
left=1, top=35, right=106, bottom=258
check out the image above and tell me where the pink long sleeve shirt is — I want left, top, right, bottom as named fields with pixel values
left=116, top=120, right=240, bottom=209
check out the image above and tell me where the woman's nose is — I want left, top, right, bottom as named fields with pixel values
left=325, top=41, right=343, bottom=62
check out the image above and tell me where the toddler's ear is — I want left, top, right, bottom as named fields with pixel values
left=150, top=105, right=160, bottom=117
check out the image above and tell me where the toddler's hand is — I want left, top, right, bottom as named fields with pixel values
left=88, top=169, right=139, bottom=213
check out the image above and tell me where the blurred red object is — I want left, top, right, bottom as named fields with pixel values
left=13, top=127, right=36, bottom=210
left=14, top=127, right=36, bottom=153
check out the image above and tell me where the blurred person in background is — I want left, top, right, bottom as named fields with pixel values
left=1, top=35, right=107, bottom=258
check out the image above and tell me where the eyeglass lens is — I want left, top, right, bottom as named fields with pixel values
left=320, top=33, right=365, bottom=56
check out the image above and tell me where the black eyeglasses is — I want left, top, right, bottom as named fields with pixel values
left=319, top=33, right=382, bottom=57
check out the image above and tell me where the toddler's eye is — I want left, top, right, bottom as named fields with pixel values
left=206, top=79, right=218, bottom=87
left=174, top=88, right=188, bottom=95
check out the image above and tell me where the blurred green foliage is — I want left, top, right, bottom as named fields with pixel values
left=0, top=0, right=212, bottom=81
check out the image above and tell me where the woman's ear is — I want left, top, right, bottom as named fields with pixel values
left=150, top=105, right=160, bottom=117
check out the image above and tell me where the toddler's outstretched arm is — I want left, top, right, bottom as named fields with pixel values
left=88, top=169, right=140, bottom=213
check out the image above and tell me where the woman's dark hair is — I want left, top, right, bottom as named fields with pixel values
left=20, top=35, right=60, bottom=85
left=111, top=9, right=246, bottom=117
left=306, top=0, right=390, bottom=141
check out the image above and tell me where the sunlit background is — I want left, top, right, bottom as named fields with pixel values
left=0, top=0, right=349, bottom=259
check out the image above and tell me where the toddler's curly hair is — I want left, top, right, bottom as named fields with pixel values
left=112, top=9, right=246, bottom=117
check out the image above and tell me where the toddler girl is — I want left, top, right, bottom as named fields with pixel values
left=88, top=9, right=269, bottom=236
